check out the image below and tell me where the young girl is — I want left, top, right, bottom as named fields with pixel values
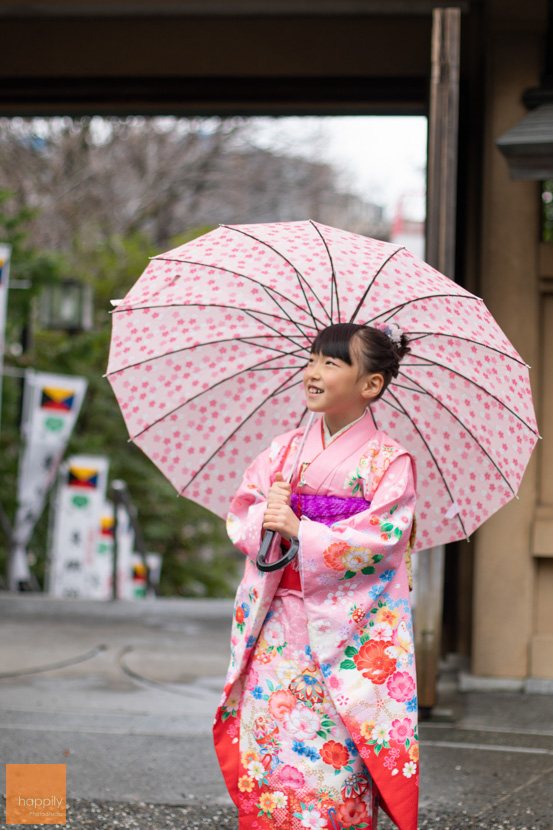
left=214, top=322, right=418, bottom=830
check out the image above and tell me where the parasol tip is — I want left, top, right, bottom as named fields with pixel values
left=110, top=299, right=123, bottom=307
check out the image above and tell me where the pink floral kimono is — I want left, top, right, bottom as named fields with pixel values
left=213, top=409, right=418, bottom=830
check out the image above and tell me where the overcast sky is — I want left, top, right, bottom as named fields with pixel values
left=250, top=115, right=428, bottom=222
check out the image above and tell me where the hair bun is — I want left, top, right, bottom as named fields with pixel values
left=372, top=320, right=411, bottom=371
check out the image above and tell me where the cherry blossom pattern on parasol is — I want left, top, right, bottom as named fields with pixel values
left=106, top=219, right=540, bottom=552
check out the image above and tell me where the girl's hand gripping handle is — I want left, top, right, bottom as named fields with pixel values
left=257, top=472, right=299, bottom=572
left=256, top=530, right=299, bottom=572
left=255, top=415, right=316, bottom=573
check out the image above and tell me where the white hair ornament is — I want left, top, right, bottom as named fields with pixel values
left=373, top=320, right=403, bottom=345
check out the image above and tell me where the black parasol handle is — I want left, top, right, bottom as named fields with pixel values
left=256, top=530, right=299, bottom=572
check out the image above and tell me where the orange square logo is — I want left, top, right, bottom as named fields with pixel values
left=6, top=764, right=66, bottom=825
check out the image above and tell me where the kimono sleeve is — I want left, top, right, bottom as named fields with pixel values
left=298, top=453, right=416, bottom=580
left=225, top=442, right=277, bottom=563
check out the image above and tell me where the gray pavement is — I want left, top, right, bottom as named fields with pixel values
left=1, top=592, right=552, bottom=829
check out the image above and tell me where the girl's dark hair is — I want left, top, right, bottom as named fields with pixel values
left=310, top=322, right=411, bottom=402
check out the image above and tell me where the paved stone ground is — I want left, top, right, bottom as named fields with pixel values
left=1, top=796, right=551, bottom=830
left=1, top=593, right=552, bottom=829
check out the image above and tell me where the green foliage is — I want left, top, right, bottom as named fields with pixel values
left=0, top=197, right=239, bottom=596
left=0, top=189, right=65, bottom=345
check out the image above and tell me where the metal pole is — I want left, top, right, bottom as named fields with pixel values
left=108, top=479, right=154, bottom=598
left=111, top=487, right=119, bottom=600
left=6, top=368, right=36, bottom=591
left=414, top=6, right=461, bottom=714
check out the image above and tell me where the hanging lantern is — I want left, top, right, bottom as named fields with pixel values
left=40, top=279, right=93, bottom=332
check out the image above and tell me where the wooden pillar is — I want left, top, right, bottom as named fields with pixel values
left=413, top=7, right=460, bottom=711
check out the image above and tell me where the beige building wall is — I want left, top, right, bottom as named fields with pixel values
left=472, top=1, right=551, bottom=679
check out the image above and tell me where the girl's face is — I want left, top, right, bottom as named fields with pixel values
left=303, top=348, right=382, bottom=423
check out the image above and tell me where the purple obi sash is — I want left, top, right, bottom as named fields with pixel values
left=290, top=493, right=372, bottom=526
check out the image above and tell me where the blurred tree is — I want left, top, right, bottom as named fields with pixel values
left=0, top=188, right=62, bottom=587
left=0, top=195, right=239, bottom=596
left=0, top=116, right=389, bottom=250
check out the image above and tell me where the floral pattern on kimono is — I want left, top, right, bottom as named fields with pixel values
left=214, top=412, right=418, bottom=830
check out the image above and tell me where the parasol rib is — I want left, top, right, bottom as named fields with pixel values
left=180, top=367, right=305, bottom=493
left=114, top=301, right=310, bottom=352
left=391, top=381, right=432, bottom=395
left=309, top=220, right=341, bottom=324
left=394, top=371, right=519, bottom=495
left=221, top=224, right=328, bottom=327
left=404, top=352, right=538, bottom=435
left=240, top=309, right=306, bottom=351
left=260, top=283, right=314, bottom=336
left=368, top=405, right=379, bottom=430
left=112, top=300, right=317, bottom=344
left=222, top=225, right=332, bottom=327
left=366, top=299, right=528, bottom=369
left=385, top=387, right=470, bottom=540
left=151, top=254, right=328, bottom=332
left=405, top=332, right=434, bottom=342
left=248, top=366, right=304, bottom=371
left=349, top=246, right=404, bottom=324
left=368, top=292, right=474, bottom=322
left=128, top=354, right=306, bottom=443
left=106, top=336, right=308, bottom=377
left=402, top=330, right=528, bottom=369
left=362, top=292, right=483, bottom=328
left=376, top=396, right=410, bottom=418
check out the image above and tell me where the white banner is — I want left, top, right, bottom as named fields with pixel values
left=10, top=371, right=88, bottom=588
left=47, top=455, right=109, bottom=598
left=0, top=243, right=11, bottom=433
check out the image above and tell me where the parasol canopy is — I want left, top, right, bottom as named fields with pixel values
left=106, top=220, right=539, bottom=552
